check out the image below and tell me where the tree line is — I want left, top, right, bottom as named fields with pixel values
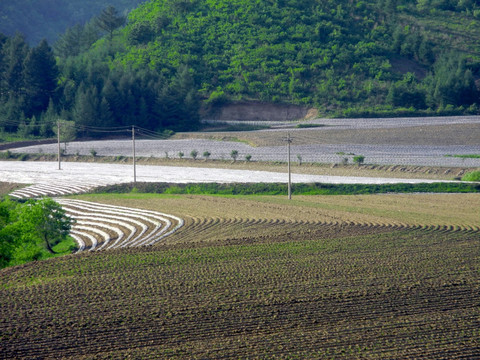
left=0, top=6, right=200, bottom=139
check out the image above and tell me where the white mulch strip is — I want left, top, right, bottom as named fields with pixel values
left=206, top=115, right=480, bottom=129
left=10, top=139, right=480, bottom=167
left=56, top=199, right=183, bottom=251
left=0, top=162, right=459, bottom=192
left=69, top=232, right=86, bottom=252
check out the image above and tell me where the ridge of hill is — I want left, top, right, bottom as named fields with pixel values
left=0, top=0, right=147, bottom=44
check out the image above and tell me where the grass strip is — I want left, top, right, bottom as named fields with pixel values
left=445, top=154, right=480, bottom=159
left=92, top=182, right=480, bottom=196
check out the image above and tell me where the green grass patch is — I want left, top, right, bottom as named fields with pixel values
left=52, top=236, right=78, bottom=254
left=201, top=123, right=271, bottom=132
left=91, top=181, right=480, bottom=196
left=445, top=154, right=480, bottom=159
left=461, top=171, right=480, bottom=182
left=295, top=123, right=326, bottom=128
left=9, top=237, right=78, bottom=268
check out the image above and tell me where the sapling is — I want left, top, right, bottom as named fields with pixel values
left=297, top=154, right=302, bottom=165
left=353, top=155, right=365, bottom=165
left=190, top=149, right=198, bottom=160
left=231, top=150, right=239, bottom=163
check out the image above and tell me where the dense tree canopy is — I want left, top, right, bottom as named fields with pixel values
left=0, top=197, right=75, bottom=268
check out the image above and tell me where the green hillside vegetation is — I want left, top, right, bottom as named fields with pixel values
left=1, top=0, right=480, bottom=139
left=118, top=0, right=480, bottom=113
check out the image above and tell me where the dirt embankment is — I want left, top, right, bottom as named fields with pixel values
left=203, top=101, right=317, bottom=121
left=0, top=139, right=56, bottom=150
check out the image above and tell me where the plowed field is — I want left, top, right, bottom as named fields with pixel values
left=1, top=194, right=479, bottom=359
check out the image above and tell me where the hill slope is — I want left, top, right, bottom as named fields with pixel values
left=112, top=0, right=480, bottom=114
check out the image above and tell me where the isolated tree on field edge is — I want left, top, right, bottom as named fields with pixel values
left=17, top=198, right=73, bottom=254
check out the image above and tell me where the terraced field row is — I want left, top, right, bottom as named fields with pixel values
left=170, top=213, right=480, bottom=247
left=56, top=199, right=184, bottom=251
left=9, top=182, right=102, bottom=199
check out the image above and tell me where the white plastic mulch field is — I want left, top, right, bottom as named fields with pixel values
left=2, top=161, right=455, bottom=198
left=9, top=115, right=480, bottom=167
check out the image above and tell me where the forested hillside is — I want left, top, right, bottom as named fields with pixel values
left=0, top=0, right=147, bottom=44
left=118, top=0, right=480, bottom=114
left=1, top=0, right=480, bottom=139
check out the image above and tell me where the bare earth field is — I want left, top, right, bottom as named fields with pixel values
left=1, top=194, right=479, bottom=359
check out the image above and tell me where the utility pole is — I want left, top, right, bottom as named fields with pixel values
left=132, top=125, right=136, bottom=184
left=284, top=133, right=293, bottom=200
left=57, top=120, right=61, bottom=170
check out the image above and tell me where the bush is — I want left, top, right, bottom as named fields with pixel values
left=462, top=171, right=480, bottom=181
left=0, top=151, right=12, bottom=159
left=353, top=155, right=365, bottom=165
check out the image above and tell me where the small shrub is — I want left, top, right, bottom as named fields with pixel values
left=190, top=150, right=198, bottom=160
left=353, top=155, right=365, bottom=165
left=462, top=171, right=480, bottom=182
left=90, top=149, right=97, bottom=157
left=297, top=154, right=302, bottom=165
left=245, top=154, right=252, bottom=162
left=203, top=151, right=211, bottom=160
left=178, top=151, right=184, bottom=159
left=231, top=150, right=239, bottom=163
left=19, top=154, right=29, bottom=161
left=0, top=150, right=12, bottom=159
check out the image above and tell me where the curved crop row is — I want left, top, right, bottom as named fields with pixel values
left=55, top=199, right=184, bottom=251
left=169, top=213, right=479, bottom=245
left=9, top=182, right=101, bottom=199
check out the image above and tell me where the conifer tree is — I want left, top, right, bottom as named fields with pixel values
left=3, top=33, right=28, bottom=98
left=23, top=39, right=59, bottom=116
left=95, top=6, right=126, bottom=41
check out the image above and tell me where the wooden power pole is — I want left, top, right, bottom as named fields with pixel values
left=284, top=133, right=293, bottom=200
